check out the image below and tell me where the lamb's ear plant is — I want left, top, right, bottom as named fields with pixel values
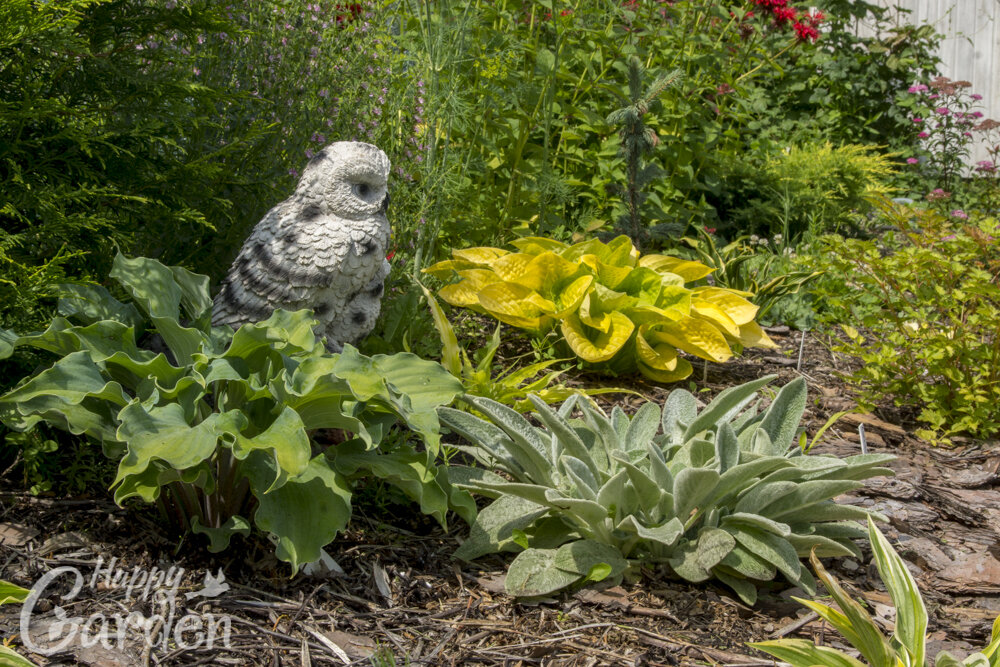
left=0, top=255, right=471, bottom=572
left=750, top=517, right=1000, bottom=667
left=441, top=376, right=893, bottom=601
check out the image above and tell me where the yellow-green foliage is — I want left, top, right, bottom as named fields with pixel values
left=424, top=236, right=776, bottom=382
left=768, top=143, right=896, bottom=228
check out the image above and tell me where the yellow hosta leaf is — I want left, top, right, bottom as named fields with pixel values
left=737, top=320, right=779, bottom=349
left=578, top=292, right=612, bottom=332
left=692, top=287, right=759, bottom=325
left=422, top=259, right=478, bottom=280
left=553, top=274, right=594, bottom=317
left=578, top=255, right=633, bottom=289
left=510, top=237, right=569, bottom=255
left=452, top=246, right=509, bottom=265
left=438, top=269, right=502, bottom=308
left=521, top=252, right=583, bottom=294
left=478, top=282, right=551, bottom=331
left=649, top=316, right=733, bottom=362
left=639, top=255, right=714, bottom=282
left=526, top=291, right=557, bottom=313
left=627, top=304, right=684, bottom=325
left=638, top=357, right=693, bottom=383
left=692, top=299, right=740, bottom=338
left=656, top=285, right=692, bottom=314
left=561, top=311, right=634, bottom=363
left=490, top=253, right=535, bottom=283
left=636, top=329, right=679, bottom=371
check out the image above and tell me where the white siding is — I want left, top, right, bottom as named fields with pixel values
left=854, top=0, right=998, bottom=165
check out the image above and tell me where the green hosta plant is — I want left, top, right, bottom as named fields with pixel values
left=420, top=284, right=628, bottom=412
left=0, top=255, right=470, bottom=571
left=441, top=375, right=893, bottom=601
left=424, top=235, right=777, bottom=383
left=750, top=517, right=1000, bottom=667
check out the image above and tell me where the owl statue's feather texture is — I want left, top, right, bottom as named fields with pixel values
left=212, top=141, right=391, bottom=351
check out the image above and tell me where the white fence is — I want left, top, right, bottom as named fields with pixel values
left=855, top=0, right=998, bottom=165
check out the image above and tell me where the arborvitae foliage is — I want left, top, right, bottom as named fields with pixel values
left=605, top=58, right=682, bottom=249
left=0, top=0, right=273, bottom=340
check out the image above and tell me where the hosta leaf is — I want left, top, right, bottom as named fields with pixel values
left=505, top=548, right=582, bottom=597
left=692, top=287, right=759, bottom=325
left=737, top=320, right=778, bottom=349
left=748, top=639, right=866, bottom=667
left=0, top=645, right=37, bottom=667
left=489, top=253, right=536, bottom=283
left=669, top=528, right=736, bottom=583
left=520, top=252, right=584, bottom=294
left=56, top=282, right=143, bottom=328
left=0, top=350, right=128, bottom=444
left=758, top=377, right=807, bottom=454
left=649, top=316, right=732, bottom=363
left=247, top=456, right=352, bottom=572
left=113, top=403, right=221, bottom=491
left=451, top=246, right=509, bottom=265
left=635, top=329, right=679, bottom=371
left=692, top=300, right=740, bottom=338
left=230, top=407, right=310, bottom=491
left=509, top=236, right=570, bottom=254
left=454, top=495, right=549, bottom=561
left=561, top=311, right=634, bottom=363
left=478, top=281, right=551, bottom=330
left=421, top=258, right=479, bottom=280
left=191, top=516, right=251, bottom=553
left=640, top=255, right=714, bottom=281
left=673, top=468, right=721, bottom=521
left=439, top=270, right=501, bottom=308
left=730, top=526, right=801, bottom=581
left=554, top=539, right=627, bottom=580
left=578, top=255, right=634, bottom=289
left=637, top=358, right=693, bottom=383
left=553, top=274, right=594, bottom=317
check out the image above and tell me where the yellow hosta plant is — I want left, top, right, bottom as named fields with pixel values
left=424, top=236, right=776, bottom=382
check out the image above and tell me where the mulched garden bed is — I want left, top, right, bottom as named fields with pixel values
left=2, top=327, right=999, bottom=666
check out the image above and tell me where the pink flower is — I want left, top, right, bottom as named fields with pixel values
left=906, top=157, right=919, bottom=164
left=912, top=117, right=923, bottom=123
left=972, top=94, right=983, bottom=100
left=935, top=107, right=950, bottom=115
left=908, top=83, right=929, bottom=93
left=918, top=131, right=929, bottom=138
left=951, top=209, right=968, bottom=219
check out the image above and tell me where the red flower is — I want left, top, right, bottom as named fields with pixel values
left=793, top=21, right=819, bottom=42
left=772, top=6, right=796, bottom=24
left=386, top=250, right=395, bottom=261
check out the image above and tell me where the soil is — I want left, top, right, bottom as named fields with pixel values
left=2, top=326, right=1000, bottom=666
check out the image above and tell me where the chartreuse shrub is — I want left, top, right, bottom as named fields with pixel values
left=0, top=255, right=471, bottom=571
left=813, top=199, right=1000, bottom=440
left=751, top=518, right=1000, bottom=667
left=424, top=236, right=777, bottom=383
left=441, top=375, right=893, bottom=601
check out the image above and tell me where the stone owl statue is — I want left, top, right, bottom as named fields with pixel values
left=212, top=142, right=391, bottom=352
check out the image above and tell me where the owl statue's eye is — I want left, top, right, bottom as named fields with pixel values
left=354, top=183, right=371, bottom=199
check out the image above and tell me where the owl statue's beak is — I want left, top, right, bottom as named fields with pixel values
left=380, top=193, right=390, bottom=214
